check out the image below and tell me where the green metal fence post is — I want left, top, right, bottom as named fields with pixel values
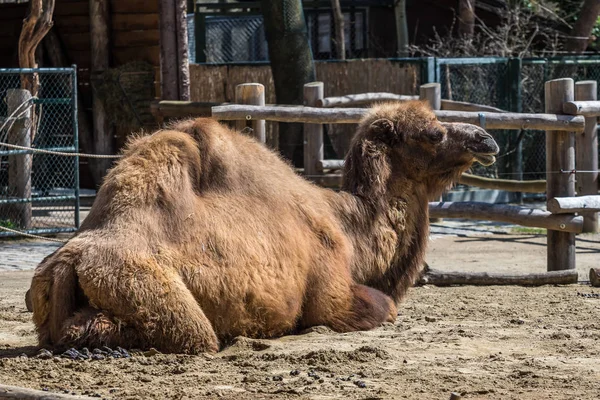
left=508, top=57, right=523, bottom=203
left=72, top=65, right=80, bottom=228
left=420, top=57, right=435, bottom=84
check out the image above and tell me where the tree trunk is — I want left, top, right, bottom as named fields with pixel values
left=331, top=0, right=345, bottom=60
left=159, top=0, right=190, bottom=100
left=260, top=0, right=316, bottom=166
left=458, top=0, right=475, bottom=38
left=17, top=0, right=55, bottom=143
left=394, top=0, right=409, bottom=57
left=564, top=0, right=600, bottom=53
left=90, top=0, right=114, bottom=185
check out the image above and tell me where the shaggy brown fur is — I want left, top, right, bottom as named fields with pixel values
left=28, top=101, right=498, bottom=354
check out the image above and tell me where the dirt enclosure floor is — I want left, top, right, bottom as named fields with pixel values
left=1, top=224, right=599, bottom=399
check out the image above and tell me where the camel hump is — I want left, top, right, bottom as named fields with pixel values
left=97, top=129, right=203, bottom=210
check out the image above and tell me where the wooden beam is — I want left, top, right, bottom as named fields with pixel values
left=458, top=173, right=546, bottom=193
left=545, top=78, right=576, bottom=272
left=211, top=104, right=585, bottom=131
left=0, top=383, right=95, bottom=399
left=435, top=110, right=585, bottom=132
left=547, top=195, right=600, bottom=214
left=420, top=269, right=578, bottom=287
left=113, top=30, right=160, bottom=48
left=441, top=99, right=506, bottom=113
left=317, top=93, right=418, bottom=108
left=563, top=100, right=600, bottom=117
left=150, top=100, right=223, bottom=121
left=428, top=201, right=583, bottom=233
left=318, top=159, right=344, bottom=171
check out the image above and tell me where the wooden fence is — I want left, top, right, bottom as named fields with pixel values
left=207, top=78, right=599, bottom=279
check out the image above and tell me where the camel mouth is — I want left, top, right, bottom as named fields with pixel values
left=473, top=153, right=497, bottom=166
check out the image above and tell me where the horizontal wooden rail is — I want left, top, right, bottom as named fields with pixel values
left=458, top=173, right=546, bottom=193
left=547, top=195, right=600, bottom=214
left=440, top=99, right=506, bottom=113
left=563, top=100, right=600, bottom=116
left=211, top=105, right=586, bottom=132
left=420, top=269, right=578, bottom=286
left=435, top=110, right=585, bottom=132
left=151, top=100, right=225, bottom=119
left=317, top=93, right=418, bottom=107
left=317, top=92, right=507, bottom=114
left=429, top=201, right=583, bottom=233
left=319, top=159, right=344, bottom=170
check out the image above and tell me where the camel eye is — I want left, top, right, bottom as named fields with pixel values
left=422, top=127, right=444, bottom=144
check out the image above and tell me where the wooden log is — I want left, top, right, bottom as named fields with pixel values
left=6, top=89, right=32, bottom=229
left=317, top=164, right=545, bottom=194
left=590, top=268, right=600, bottom=287
left=563, top=100, right=600, bottom=117
left=303, top=82, right=324, bottom=176
left=434, top=110, right=585, bottom=132
left=150, top=100, right=224, bottom=122
left=0, top=384, right=94, bottom=399
left=211, top=104, right=585, bottom=131
left=317, top=92, right=418, bottom=108
left=428, top=201, right=583, bottom=233
left=574, top=81, right=598, bottom=233
left=89, top=0, right=114, bottom=185
left=545, top=78, right=576, bottom=272
left=318, top=158, right=344, bottom=171
left=441, top=99, right=506, bottom=113
left=235, top=83, right=266, bottom=143
left=420, top=269, right=578, bottom=287
left=547, top=195, right=600, bottom=214
left=458, top=173, right=546, bottom=193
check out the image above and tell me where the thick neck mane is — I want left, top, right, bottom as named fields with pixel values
left=334, top=143, right=431, bottom=303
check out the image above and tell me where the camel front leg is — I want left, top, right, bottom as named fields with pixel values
left=300, top=265, right=397, bottom=332
left=77, top=256, right=218, bottom=354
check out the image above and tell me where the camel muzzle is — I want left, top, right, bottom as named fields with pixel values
left=442, top=122, right=499, bottom=166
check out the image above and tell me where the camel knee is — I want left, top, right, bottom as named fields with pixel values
left=77, top=260, right=219, bottom=354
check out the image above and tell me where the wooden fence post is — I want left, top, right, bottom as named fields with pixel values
left=420, top=83, right=442, bottom=222
left=574, top=80, right=598, bottom=232
left=545, top=78, right=576, bottom=271
left=6, top=89, right=32, bottom=229
left=420, top=82, right=441, bottom=111
left=235, top=83, right=266, bottom=143
left=303, top=82, right=324, bottom=176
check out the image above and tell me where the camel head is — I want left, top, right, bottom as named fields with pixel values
left=342, top=101, right=499, bottom=202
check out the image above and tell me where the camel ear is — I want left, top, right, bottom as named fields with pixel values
left=369, top=118, right=401, bottom=145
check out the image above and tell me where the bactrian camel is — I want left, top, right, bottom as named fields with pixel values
left=28, top=101, right=499, bottom=354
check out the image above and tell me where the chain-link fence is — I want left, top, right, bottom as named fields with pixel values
left=437, top=57, right=600, bottom=191
left=0, top=68, right=79, bottom=237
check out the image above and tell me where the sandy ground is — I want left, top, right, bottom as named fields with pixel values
left=0, top=224, right=599, bottom=399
